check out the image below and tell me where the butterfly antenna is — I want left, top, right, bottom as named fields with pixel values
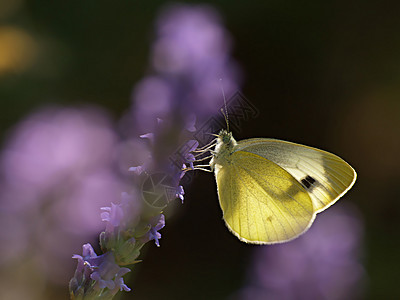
left=219, top=78, right=230, bottom=131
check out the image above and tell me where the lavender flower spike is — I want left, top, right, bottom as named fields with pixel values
left=70, top=244, right=131, bottom=299
left=140, top=214, right=166, bottom=247
left=70, top=3, right=241, bottom=299
left=101, top=203, right=124, bottom=233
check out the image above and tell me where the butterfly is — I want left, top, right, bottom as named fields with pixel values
left=207, top=129, right=356, bottom=244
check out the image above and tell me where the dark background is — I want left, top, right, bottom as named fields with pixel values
left=1, top=1, right=399, bottom=299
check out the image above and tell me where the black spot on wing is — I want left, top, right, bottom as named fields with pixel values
left=301, top=175, right=317, bottom=190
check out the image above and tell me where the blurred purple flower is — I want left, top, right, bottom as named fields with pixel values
left=140, top=132, right=155, bottom=142
left=185, top=114, right=197, bottom=132
left=0, top=106, right=127, bottom=285
left=1, top=107, right=115, bottom=195
left=233, top=204, right=365, bottom=300
left=183, top=140, right=199, bottom=170
left=101, top=202, right=124, bottom=233
left=131, top=4, right=241, bottom=134
left=100, top=192, right=142, bottom=237
left=129, top=165, right=146, bottom=175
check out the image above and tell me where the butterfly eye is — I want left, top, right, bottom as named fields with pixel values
left=223, top=135, right=230, bottom=143
left=220, top=131, right=230, bottom=143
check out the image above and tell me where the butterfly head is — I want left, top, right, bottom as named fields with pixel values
left=218, top=129, right=236, bottom=146
left=210, top=130, right=236, bottom=170
left=219, top=129, right=232, bottom=143
left=215, top=130, right=237, bottom=154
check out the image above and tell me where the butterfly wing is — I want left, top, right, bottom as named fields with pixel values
left=215, top=150, right=315, bottom=244
left=236, top=138, right=357, bottom=213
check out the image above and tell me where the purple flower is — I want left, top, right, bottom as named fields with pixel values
left=129, top=165, right=146, bottom=175
left=131, top=4, right=241, bottom=135
left=72, top=244, right=131, bottom=294
left=175, top=185, right=185, bottom=203
left=184, top=140, right=199, bottom=170
left=132, top=76, right=174, bottom=133
left=69, top=4, right=242, bottom=298
left=233, top=204, right=365, bottom=300
left=185, top=114, right=197, bottom=132
left=1, top=107, right=116, bottom=193
left=81, top=243, right=97, bottom=259
left=0, top=106, right=127, bottom=285
left=152, top=4, right=241, bottom=117
left=71, top=243, right=98, bottom=284
left=90, top=256, right=119, bottom=290
left=101, top=203, right=124, bottom=233
left=114, top=273, right=132, bottom=292
left=140, top=132, right=155, bottom=142
left=168, top=139, right=199, bottom=183
left=105, top=192, right=142, bottom=231
left=140, top=214, right=166, bottom=247
left=112, top=268, right=132, bottom=292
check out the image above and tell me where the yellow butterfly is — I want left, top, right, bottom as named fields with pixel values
left=208, top=130, right=356, bottom=244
